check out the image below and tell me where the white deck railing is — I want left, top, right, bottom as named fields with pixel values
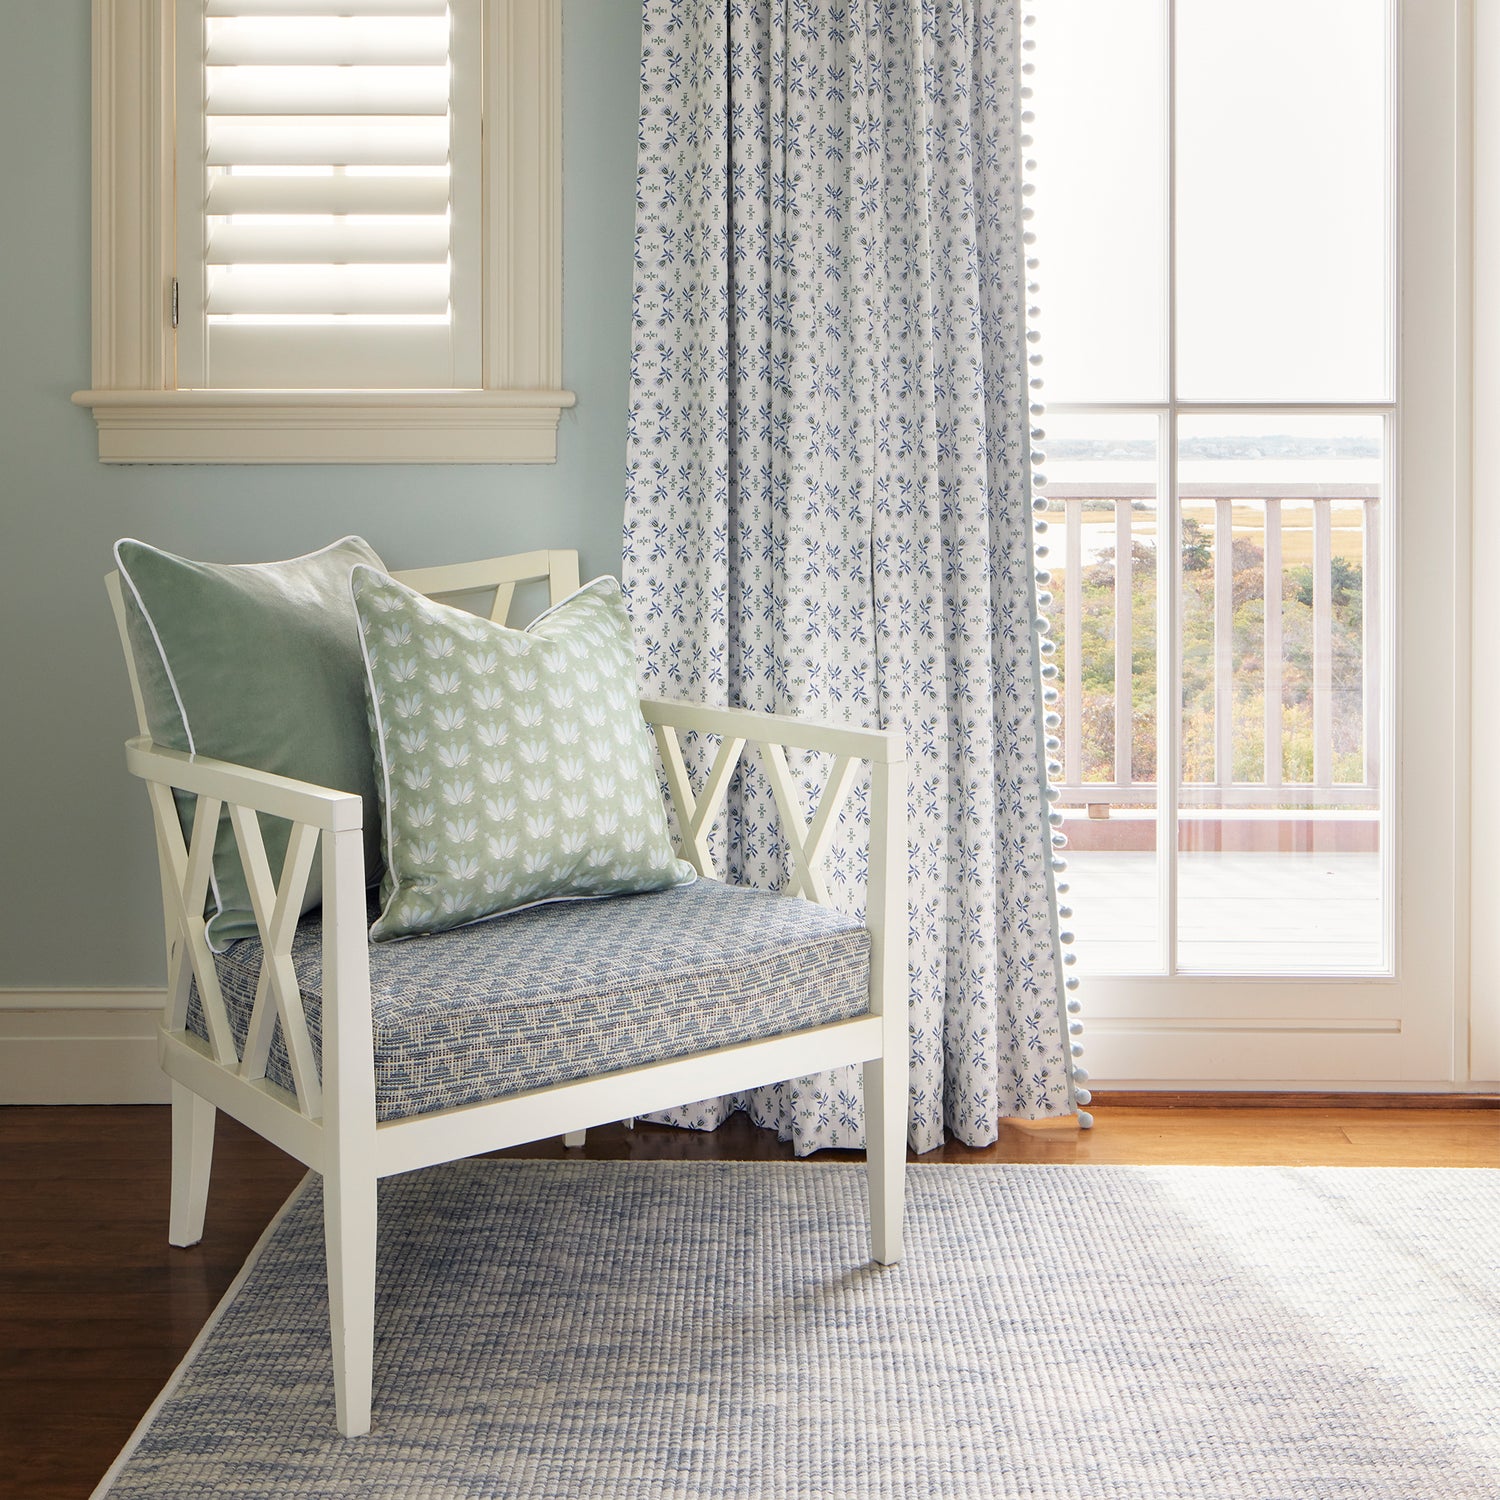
left=1051, top=486, right=1379, bottom=811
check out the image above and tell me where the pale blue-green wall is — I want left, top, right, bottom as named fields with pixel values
left=0, top=2, right=643, bottom=987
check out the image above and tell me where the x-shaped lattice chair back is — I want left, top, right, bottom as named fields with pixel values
left=107, top=571, right=331, bottom=1118
left=142, top=777, right=325, bottom=1117
left=654, top=723, right=863, bottom=909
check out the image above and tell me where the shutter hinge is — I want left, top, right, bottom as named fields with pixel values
left=170, top=278, right=179, bottom=330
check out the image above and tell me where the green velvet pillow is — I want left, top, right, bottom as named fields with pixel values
left=352, top=566, right=694, bottom=942
left=115, top=536, right=386, bottom=949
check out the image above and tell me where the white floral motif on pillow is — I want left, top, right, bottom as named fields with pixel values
left=353, top=568, right=694, bottom=942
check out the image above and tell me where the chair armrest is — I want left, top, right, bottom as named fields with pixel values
left=641, top=694, right=908, bottom=1036
left=125, top=734, right=375, bottom=1133
left=124, top=736, right=363, bottom=833
left=638, top=696, right=907, bottom=936
left=638, top=696, right=905, bottom=765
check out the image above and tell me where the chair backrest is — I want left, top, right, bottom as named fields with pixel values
left=389, top=548, right=582, bottom=626
left=105, top=546, right=585, bottom=728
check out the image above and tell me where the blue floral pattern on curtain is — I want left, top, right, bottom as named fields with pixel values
left=623, top=0, right=1081, bottom=1155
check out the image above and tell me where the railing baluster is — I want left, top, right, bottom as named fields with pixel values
left=1047, top=480, right=1376, bottom=817
left=1313, top=498, right=1334, bottom=789
left=1214, top=497, right=1234, bottom=789
left=1065, top=496, right=1083, bottom=790
left=1362, top=496, right=1379, bottom=791
left=1114, top=498, right=1133, bottom=791
left=1263, top=498, right=1283, bottom=793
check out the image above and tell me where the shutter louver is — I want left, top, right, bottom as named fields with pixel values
left=177, top=0, right=481, bottom=389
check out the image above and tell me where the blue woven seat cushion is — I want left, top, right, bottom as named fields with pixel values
left=189, top=878, right=870, bottom=1122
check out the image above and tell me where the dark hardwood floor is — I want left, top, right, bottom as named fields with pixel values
left=2, top=1100, right=1495, bottom=1499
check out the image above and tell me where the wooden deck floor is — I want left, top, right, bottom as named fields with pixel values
left=1068, top=849, right=1384, bottom=973
left=2, top=1101, right=1493, bottom=1499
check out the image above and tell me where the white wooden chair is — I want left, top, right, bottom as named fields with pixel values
left=106, top=548, right=908, bottom=1437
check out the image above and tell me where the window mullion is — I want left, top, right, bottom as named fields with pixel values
left=174, top=0, right=209, bottom=388
left=1162, top=0, right=1179, bottom=976
left=1046, top=401, right=1398, bottom=417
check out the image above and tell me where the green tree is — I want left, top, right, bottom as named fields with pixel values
left=1047, top=512, right=1367, bottom=796
left=1181, top=517, right=1211, bottom=572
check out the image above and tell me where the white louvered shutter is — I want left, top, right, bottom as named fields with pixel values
left=175, top=0, right=481, bottom=390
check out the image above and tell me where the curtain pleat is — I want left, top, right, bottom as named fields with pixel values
left=624, top=0, right=1082, bottom=1154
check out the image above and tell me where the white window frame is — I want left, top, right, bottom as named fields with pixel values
left=73, top=0, right=573, bottom=464
left=1044, top=0, right=1474, bottom=1090
left=1469, top=0, right=1500, bottom=1089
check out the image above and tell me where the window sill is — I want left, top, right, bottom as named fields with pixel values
left=71, top=388, right=576, bottom=464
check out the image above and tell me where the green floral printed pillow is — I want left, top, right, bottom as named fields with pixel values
left=352, top=567, right=694, bottom=941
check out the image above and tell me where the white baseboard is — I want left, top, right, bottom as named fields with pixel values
left=0, top=990, right=171, bottom=1104
left=2, top=991, right=1491, bottom=1107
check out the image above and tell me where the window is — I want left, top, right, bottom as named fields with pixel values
left=1032, top=0, right=1394, bottom=977
left=75, top=0, right=570, bottom=463
left=177, top=1, right=480, bottom=390
left=1028, top=0, right=1469, bottom=1086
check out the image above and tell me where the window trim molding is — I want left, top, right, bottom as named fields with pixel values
left=73, top=0, right=574, bottom=464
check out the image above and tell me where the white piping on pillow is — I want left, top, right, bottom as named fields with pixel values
left=113, top=538, right=227, bottom=942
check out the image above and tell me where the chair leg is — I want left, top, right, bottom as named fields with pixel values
left=168, top=1081, right=215, bottom=1248
left=563, top=1129, right=586, bottom=1148
left=862, top=1056, right=906, bottom=1265
left=323, top=1168, right=378, bottom=1437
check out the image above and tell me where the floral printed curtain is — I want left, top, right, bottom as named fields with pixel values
left=623, top=0, right=1085, bottom=1155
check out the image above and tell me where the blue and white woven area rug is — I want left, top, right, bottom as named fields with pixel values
left=95, top=1161, right=1499, bottom=1499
